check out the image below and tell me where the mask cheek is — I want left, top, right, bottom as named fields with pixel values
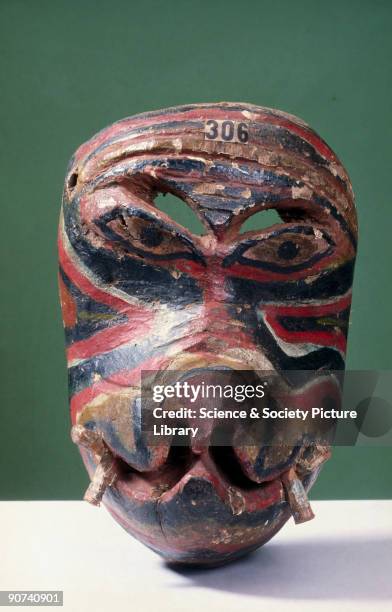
left=75, top=390, right=170, bottom=472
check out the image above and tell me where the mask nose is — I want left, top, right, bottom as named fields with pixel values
left=191, top=297, right=258, bottom=356
left=158, top=368, right=261, bottom=454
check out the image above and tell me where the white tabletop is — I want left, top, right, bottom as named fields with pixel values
left=1, top=500, right=391, bottom=611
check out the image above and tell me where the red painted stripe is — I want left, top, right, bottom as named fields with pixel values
left=261, top=294, right=351, bottom=353
left=264, top=311, right=346, bottom=353
left=263, top=293, right=352, bottom=317
left=218, top=256, right=340, bottom=283
left=67, top=317, right=155, bottom=362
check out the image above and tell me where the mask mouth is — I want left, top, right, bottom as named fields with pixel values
left=71, top=421, right=329, bottom=525
left=71, top=365, right=336, bottom=531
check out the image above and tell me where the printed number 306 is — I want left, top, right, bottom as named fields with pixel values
left=204, top=120, right=249, bottom=143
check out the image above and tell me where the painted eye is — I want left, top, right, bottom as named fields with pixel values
left=138, top=225, right=164, bottom=248
left=104, top=213, right=204, bottom=263
left=277, top=240, right=300, bottom=261
left=226, top=227, right=334, bottom=272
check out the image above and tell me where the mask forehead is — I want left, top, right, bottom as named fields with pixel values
left=64, top=102, right=356, bottom=241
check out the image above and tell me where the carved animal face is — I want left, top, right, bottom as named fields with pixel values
left=59, top=103, right=357, bottom=565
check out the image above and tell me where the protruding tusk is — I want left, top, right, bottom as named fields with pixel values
left=281, top=467, right=315, bottom=524
left=70, top=425, right=119, bottom=506
left=297, top=444, right=332, bottom=474
left=83, top=451, right=119, bottom=506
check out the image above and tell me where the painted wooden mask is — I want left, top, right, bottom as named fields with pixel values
left=59, top=103, right=357, bottom=565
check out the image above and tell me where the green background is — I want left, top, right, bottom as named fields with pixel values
left=1, top=0, right=391, bottom=500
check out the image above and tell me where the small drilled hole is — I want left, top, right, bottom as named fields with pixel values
left=68, top=172, right=78, bottom=190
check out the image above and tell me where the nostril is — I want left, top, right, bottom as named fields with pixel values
left=209, top=444, right=261, bottom=490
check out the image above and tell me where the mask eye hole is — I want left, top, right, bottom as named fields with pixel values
left=154, top=192, right=206, bottom=235
left=240, top=208, right=282, bottom=234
